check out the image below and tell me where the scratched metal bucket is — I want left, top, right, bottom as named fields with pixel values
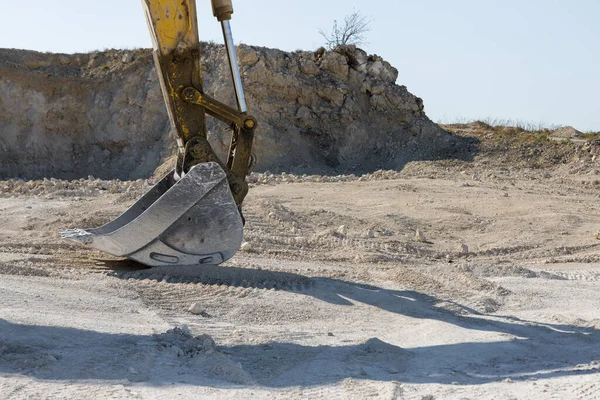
left=60, top=162, right=243, bottom=267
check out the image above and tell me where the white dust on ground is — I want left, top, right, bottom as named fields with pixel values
left=1, top=163, right=600, bottom=399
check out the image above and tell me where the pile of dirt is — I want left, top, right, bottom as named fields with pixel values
left=550, top=126, right=584, bottom=139
left=441, top=122, right=600, bottom=173
left=153, top=327, right=216, bottom=357
left=0, top=45, right=458, bottom=180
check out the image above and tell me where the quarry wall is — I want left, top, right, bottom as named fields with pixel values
left=0, top=45, right=454, bottom=179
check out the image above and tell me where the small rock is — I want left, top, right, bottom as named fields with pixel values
left=594, top=231, right=600, bottom=240
left=366, top=229, right=376, bottom=238
left=316, top=229, right=333, bottom=238
left=336, top=225, right=348, bottom=236
left=240, top=242, right=252, bottom=252
left=57, top=55, right=71, bottom=66
left=203, top=337, right=216, bottom=352
left=128, top=367, right=139, bottom=375
left=415, top=229, right=426, bottom=242
left=87, top=53, right=102, bottom=68
left=122, top=53, right=134, bottom=63
left=459, top=243, right=469, bottom=254
left=327, top=332, right=334, bottom=337
left=503, top=378, right=513, bottom=383
left=188, top=302, right=205, bottom=315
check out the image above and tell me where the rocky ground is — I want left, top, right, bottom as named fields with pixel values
left=1, top=125, right=600, bottom=399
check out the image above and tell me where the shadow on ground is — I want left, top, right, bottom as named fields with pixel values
left=1, top=262, right=599, bottom=388
left=291, top=128, right=481, bottom=176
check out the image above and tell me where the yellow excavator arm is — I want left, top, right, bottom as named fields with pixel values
left=142, top=0, right=256, bottom=205
left=61, top=0, right=256, bottom=267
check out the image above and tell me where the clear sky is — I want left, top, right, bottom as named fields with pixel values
left=1, top=0, right=598, bottom=131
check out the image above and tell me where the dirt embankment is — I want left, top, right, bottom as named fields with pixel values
left=0, top=45, right=459, bottom=180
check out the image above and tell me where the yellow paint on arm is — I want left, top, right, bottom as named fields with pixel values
left=141, top=0, right=200, bottom=56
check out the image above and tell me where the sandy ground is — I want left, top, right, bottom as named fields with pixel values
left=2, top=158, right=600, bottom=399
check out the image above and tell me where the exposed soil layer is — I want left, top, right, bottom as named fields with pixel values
left=0, top=45, right=460, bottom=180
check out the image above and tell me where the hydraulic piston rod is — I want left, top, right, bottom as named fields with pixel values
left=221, top=20, right=247, bottom=113
left=211, top=0, right=247, bottom=113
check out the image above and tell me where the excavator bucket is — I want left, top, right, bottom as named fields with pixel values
left=60, top=162, right=243, bottom=267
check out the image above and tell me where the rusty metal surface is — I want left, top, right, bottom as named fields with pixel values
left=142, top=0, right=256, bottom=206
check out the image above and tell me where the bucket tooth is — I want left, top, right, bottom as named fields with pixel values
left=60, top=162, right=243, bottom=267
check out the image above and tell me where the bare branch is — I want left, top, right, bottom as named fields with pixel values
left=319, top=11, right=372, bottom=50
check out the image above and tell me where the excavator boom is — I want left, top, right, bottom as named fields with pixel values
left=61, top=0, right=256, bottom=267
